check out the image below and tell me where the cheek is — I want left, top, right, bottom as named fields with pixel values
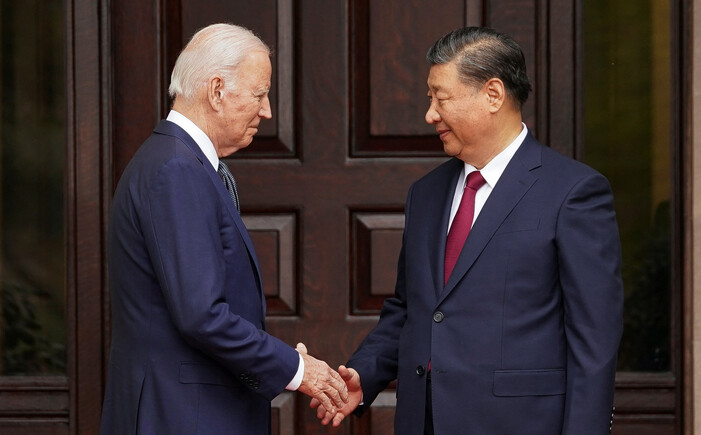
left=439, top=110, right=458, bottom=129
left=447, top=108, right=474, bottom=130
left=229, top=118, right=246, bottom=132
left=239, top=104, right=262, bottom=125
left=251, top=103, right=265, bottom=119
left=230, top=102, right=257, bottom=120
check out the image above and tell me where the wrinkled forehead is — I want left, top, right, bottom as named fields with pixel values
left=232, top=51, right=272, bottom=85
left=427, top=61, right=459, bottom=89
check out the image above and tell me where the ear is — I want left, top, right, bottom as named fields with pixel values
left=207, top=76, right=226, bottom=111
left=484, top=78, right=505, bottom=113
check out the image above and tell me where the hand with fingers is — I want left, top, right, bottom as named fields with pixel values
left=294, top=343, right=350, bottom=418
left=310, top=365, right=363, bottom=427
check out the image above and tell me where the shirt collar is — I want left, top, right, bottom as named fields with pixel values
left=463, top=122, right=528, bottom=188
left=166, top=110, right=219, bottom=170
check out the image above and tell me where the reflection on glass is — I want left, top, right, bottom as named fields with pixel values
left=0, top=1, right=66, bottom=375
left=583, top=0, right=671, bottom=371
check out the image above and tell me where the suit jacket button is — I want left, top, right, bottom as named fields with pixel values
left=416, top=365, right=425, bottom=376
left=433, top=311, right=444, bottom=323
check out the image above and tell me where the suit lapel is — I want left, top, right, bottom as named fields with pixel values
left=154, top=120, right=265, bottom=303
left=438, top=134, right=542, bottom=304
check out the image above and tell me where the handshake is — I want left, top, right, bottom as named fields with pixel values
left=294, top=343, right=363, bottom=427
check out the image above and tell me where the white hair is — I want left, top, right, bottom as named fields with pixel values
left=168, top=23, right=270, bottom=100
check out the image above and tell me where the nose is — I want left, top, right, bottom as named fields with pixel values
left=259, top=95, right=272, bottom=119
left=425, top=101, right=440, bottom=124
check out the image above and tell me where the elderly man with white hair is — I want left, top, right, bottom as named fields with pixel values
left=100, top=23, right=348, bottom=434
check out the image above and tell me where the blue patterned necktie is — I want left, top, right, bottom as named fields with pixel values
left=217, top=161, right=240, bottom=212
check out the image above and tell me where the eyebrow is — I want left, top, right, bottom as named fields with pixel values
left=428, top=86, right=448, bottom=96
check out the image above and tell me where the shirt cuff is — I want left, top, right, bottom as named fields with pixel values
left=285, top=353, right=304, bottom=391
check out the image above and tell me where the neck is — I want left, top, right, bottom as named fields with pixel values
left=468, top=113, right=523, bottom=169
left=172, top=97, right=221, bottom=155
left=172, top=98, right=204, bottom=129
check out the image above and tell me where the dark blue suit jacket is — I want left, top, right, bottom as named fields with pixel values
left=348, top=133, right=623, bottom=434
left=100, top=120, right=299, bottom=434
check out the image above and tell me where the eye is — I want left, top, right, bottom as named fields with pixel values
left=428, top=93, right=446, bottom=106
left=429, top=96, right=446, bottom=107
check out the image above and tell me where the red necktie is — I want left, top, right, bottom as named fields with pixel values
left=444, top=171, right=486, bottom=285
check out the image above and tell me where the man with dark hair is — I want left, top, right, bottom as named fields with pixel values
left=313, top=26, right=623, bottom=434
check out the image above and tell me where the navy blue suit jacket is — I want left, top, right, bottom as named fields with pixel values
left=347, top=133, right=623, bottom=434
left=100, top=120, right=299, bottom=434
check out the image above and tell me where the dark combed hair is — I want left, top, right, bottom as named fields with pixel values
left=426, top=27, right=532, bottom=108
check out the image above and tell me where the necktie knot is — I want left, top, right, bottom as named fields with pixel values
left=466, top=171, right=486, bottom=191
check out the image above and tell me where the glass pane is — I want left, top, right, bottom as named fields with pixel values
left=582, top=0, right=671, bottom=371
left=0, top=1, right=66, bottom=374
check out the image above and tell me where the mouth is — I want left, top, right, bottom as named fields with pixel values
left=437, top=129, right=450, bottom=140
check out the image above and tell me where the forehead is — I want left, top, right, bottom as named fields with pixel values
left=427, top=61, right=461, bottom=90
left=234, top=51, right=272, bottom=88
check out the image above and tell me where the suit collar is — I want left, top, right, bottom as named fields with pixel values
left=155, top=119, right=209, bottom=165
left=166, top=110, right=219, bottom=170
left=438, top=133, right=542, bottom=303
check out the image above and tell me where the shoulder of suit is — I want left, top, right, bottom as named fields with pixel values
left=538, top=144, right=601, bottom=175
left=528, top=141, right=611, bottom=194
left=141, top=126, right=203, bottom=164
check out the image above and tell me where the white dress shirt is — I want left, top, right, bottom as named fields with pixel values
left=167, top=110, right=219, bottom=170
left=447, top=123, right=528, bottom=232
left=166, top=110, right=305, bottom=391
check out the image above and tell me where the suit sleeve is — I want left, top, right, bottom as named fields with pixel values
left=557, top=172, right=623, bottom=434
left=345, top=185, right=414, bottom=414
left=141, top=157, right=299, bottom=400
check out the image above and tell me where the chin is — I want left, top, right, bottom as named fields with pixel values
left=236, top=137, right=254, bottom=149
left=443, top=144, right=461, bottom=158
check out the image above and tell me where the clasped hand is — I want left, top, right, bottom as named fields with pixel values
left=294, top=343, right=351, bottom=419
left=296, top=344, right=364, bottom=427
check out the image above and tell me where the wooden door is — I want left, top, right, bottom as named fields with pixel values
left=107, top=1, right=683, bottom=434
